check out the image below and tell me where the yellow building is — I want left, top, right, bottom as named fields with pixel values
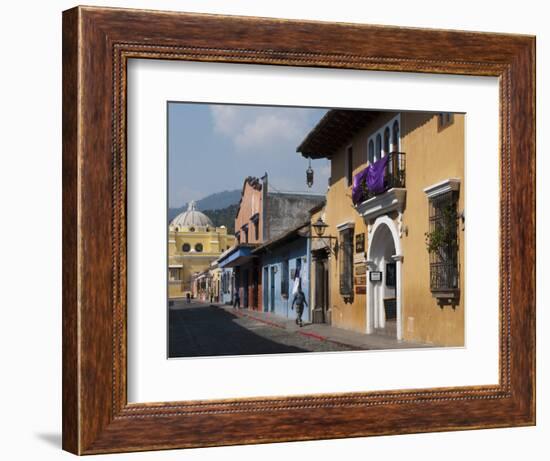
left=168, top=201, right=235, bottom=299
left=300, top=110, right=464, bottom=347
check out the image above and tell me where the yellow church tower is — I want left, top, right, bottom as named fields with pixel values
left=168, top=201, right=235, bottom=299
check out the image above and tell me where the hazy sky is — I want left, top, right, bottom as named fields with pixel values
left=168, top=103, right=330, bottom=208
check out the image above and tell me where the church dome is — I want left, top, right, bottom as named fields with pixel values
left=171, top=201, right=213, bottom=228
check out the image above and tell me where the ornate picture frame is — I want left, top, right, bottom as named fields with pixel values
left=62, top=5, right=535, bottom=454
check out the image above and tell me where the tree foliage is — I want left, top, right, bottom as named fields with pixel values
left=202, top=204, right=238, bottom=234
left=424, top=202, right=458, bottom=262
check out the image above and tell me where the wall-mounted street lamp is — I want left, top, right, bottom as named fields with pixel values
left=309, top=216, right=338, bottom=256
left=312, top=217, right=328, bottom=236
left=306, top=157, right=314, bottom=188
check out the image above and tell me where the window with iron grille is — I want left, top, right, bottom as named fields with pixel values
left=339, top=228, right=354, bottom=296
left=426, top=191, right=459, bottom=292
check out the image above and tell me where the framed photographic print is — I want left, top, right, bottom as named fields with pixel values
left=62, top=5, right=535, bottom=455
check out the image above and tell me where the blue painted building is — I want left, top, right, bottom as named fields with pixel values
left=253, top=223, right=311, bottom=323
left=217, top=243, right=260, bottom=309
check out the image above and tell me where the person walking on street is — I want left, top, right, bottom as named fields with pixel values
left=291, top=286, right=308, bottom=327
left=233, top=290, right=240, bottom=309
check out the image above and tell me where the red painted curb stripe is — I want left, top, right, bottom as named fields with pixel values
left=297, top=331, right=327, bottom=341
left=215, top=305, right=357, bottom=349
left=224, top=307, right=286, bottom=330
left=296, top=331, right=354, bottom=349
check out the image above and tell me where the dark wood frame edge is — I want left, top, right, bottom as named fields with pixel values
left=62, top=5, right=536, bottom=455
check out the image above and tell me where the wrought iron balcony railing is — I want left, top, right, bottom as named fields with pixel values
left=365, top=151, right=406, bottom=200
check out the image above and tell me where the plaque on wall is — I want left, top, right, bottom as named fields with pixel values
left=354, top=253, right=366, bottom=264
left=370, top=271, right=383, bottom=282
left=355, top=233, right=365, bottom=253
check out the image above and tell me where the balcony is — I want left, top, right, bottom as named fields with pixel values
left=354, top=152, right=407, bottom=222
left=365, top=152, right=405, bottom=199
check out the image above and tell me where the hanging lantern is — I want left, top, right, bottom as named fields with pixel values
left=306, top=157, right=314, bottom=188
left=312, top=217, right=328, bottom=237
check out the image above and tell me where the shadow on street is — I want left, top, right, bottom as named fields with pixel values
left=169, top=304, right=308, bottom=358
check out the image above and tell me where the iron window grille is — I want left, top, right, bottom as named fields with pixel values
left=339, top=228, right=354, bottom=296
left=364, top=152, right=406, bottom=200
left=427, top=190, right=459, bottom=294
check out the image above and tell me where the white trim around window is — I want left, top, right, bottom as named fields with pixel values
left=367, top=114, right=401, bottom=164
left=336, top=221, right=355, bottom=231
left=423, top=178, right=461, bottom=199
left=344, top=143, right=353, bottom=187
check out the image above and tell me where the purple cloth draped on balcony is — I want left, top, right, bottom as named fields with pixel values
left=352, top=166, right=369, bottom=205
left=351, top=155, right=390, bottom=204
left=367, top=155, right=390, bottom=194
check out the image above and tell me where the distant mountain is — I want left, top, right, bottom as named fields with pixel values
left=168, top=189, right=241, bottom=222
left=202, top=204, right=238, bottom=235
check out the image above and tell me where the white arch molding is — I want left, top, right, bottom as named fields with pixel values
left=366, top=215, right=403, bottom=340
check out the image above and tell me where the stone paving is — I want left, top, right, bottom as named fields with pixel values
left=168, top=300, right=430, bottom=359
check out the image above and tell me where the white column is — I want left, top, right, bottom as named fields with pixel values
left=373, top=258, right=380, bottom=329
left=366, top=260, right=375, bottom=334
left=379, top=259, right=386, bottom=329
left=392, top=254, right=404, bottom=341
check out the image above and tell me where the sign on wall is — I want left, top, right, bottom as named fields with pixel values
left=355, top=233, right=365, bottom=253
left=354, top=254, right=366, bottom=264
left=370, top=271, right=383, bottom=282
left=355, top=275, right=367, bottom=285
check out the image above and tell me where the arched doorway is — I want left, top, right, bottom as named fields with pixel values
left=367, top=216, right=403, bottom=340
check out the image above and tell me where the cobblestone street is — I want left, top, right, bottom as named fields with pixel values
left=168, top=301, right=357, bottom=358
left=169, top=301, right=427, bottom=358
